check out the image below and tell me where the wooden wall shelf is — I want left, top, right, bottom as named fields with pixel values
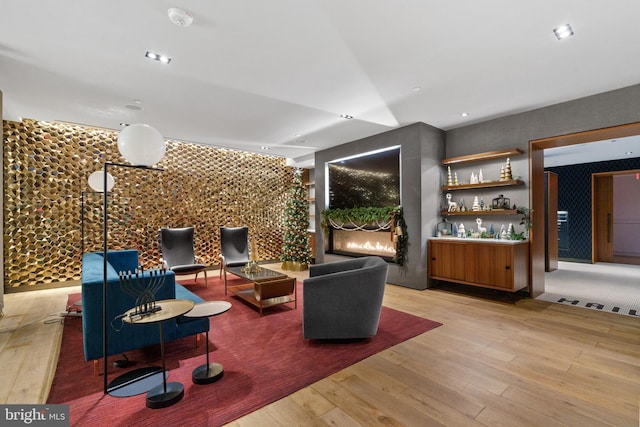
left=442, top=148, right=524, bottom=165
left=440, top=210, right=518, bottom=216
left=441, top=179, right=524, bottom=191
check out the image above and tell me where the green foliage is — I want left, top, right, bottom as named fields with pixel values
left=509, top=228, right=526, bottom=241
left=517, top=206, right=533, bottom=229
left=280, top=170, right=312, bottom=264
left=321, top=206, right=399, bottom=229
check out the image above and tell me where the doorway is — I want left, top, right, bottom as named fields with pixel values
left=593, top=170, right=640, bottom=265
left=529, top=121, right=640, bottom=297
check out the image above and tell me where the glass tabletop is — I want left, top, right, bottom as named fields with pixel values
left=227, top=265, right=287, bottom=282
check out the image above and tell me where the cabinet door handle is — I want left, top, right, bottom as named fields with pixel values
left=431, top=257, right=436, bottom=261
left=505, top=266, right=511, bottom=270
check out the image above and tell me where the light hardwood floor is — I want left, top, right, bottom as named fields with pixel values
left=1, top=264, right=638, bottom=426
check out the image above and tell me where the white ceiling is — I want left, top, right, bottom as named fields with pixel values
left=1, top=1, right=640, bottom=167
left=545, top=135, right=640, bottom=167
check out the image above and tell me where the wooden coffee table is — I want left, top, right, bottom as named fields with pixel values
left=226, top=266, right=296, bottom=315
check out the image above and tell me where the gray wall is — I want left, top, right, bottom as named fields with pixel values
left=315, top=122, right=445, bottom=290
left=446, top=84, right=640, bottom=165
left=315, top=83, right=640, bottom=291
left=445, top=83, right=640, bottom=238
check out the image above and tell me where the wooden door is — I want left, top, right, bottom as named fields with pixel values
left=471, top=243, right=513, bottom=289
left=429, top=240, right=466, bottom=282
left=545, top=172, right=558, bottom=271
left=593, top=175, right=614, bottom=262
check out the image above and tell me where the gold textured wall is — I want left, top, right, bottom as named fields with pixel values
left=3, top=119, right=292, bottom=290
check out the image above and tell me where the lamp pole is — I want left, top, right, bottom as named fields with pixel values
left=102, top=162, right=164, bottom=394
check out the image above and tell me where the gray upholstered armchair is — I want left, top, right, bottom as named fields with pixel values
left=303, top=256, right=388, bottom=340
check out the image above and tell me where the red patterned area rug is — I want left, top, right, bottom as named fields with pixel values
left=47, top=276, right=441, bottom=426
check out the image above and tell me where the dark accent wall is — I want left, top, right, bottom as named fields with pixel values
left=315, top=122, right=445, bottom=290
left=546, top=158, right=640, bottom=261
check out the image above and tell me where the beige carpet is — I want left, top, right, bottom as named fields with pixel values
left=537, top=261, right=640, bottom=317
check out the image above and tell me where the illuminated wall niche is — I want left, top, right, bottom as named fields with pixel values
left=3, top=119, right=292, bottom=289
left=327, top=147, right=400, bottom=209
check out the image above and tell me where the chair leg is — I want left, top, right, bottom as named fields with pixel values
left=93, top=359, right=100, bottom=377
left=203, top=269, right=208, bottom=287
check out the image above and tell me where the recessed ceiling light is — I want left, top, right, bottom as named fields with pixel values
left=260, top=146, right=270, bottom=150
left=412, top=86, right=422, bottom=92
left=145, top=51, right=171, bottom=64
left=294, top=134, right=302, bottom=138
left=625, top=151, right=634, bottom=155
left=340, top=114, right=354, bottom=120
left=553, top=24, right=574, bottom=40
left=119, top=123, right=130, bottom=127
left=461, top=112, right=469, bottom=117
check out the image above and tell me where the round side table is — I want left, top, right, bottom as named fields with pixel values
left=123, top=299, right=195, bottom=409
left=184, top=301, right=232, bottom=384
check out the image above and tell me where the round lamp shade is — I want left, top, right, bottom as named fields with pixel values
left=88, top=171, right=115, bottom=192
left=117, top=123, right=166, bottom=166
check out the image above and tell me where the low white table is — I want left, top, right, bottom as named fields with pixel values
left=184, top=301, right=232, bottom=384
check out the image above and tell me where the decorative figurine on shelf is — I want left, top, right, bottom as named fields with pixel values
left=492, top=194, right=510, bottom=210
left=504, top=158, right=513, bottom=181
left=476, top=218, right=487, bottom=234
left=454, top=172, right=459, bottom=185
left=457, top=223, right=466, bottom=238
left=446, top=193, right=458, bottom=212
left=479, top=169, right=484, bottom=183
left=472, top=196, right=481, bottom=211
left=489, top=224, right=495, bottom=236
left=499, top=224, right=507, bottom=240
left=436, top=218, right=454, bottom=236
left=470, top=172, right=478, bottom=184
left=507, top=223, right=515, bottom=237
left=500, top=166, right=506, bottom=181
left=453, top=222, right=459, bottom=237
left=447, top=166, right=454, bottom=186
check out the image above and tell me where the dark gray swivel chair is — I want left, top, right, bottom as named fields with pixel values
left=303, top=256, right=388, bottom=339
left=160, top=226, right=208, bottom=287
left=219, top=226, right=250, bottom=294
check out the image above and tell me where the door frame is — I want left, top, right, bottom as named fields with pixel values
left=529, top=121, right=640, bottom=297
